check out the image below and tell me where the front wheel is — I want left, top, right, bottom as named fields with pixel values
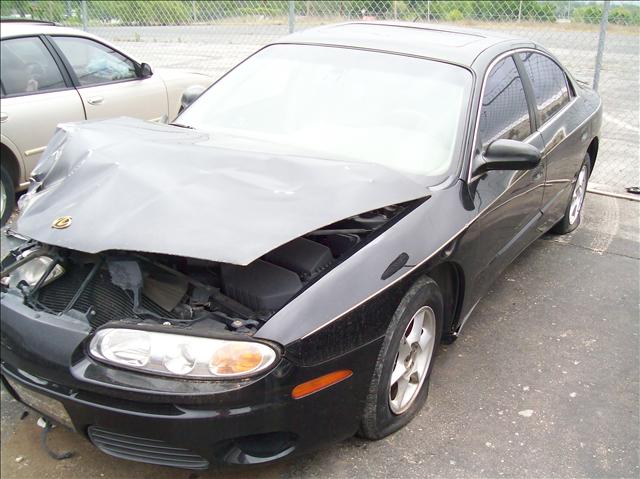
left=359, top=277, right=443, bottom=439
left=552, top=154, right=591, bottom=235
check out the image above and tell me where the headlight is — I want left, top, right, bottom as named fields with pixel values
left=5, top=256, right=64, bottom=288
left=89, top=328, right=278, bottom=379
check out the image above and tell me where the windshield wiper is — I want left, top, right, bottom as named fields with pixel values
left=169, top=123, right=195, bottom=129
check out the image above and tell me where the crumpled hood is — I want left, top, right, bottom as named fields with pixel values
left=16, top=118, right=429, bottom=265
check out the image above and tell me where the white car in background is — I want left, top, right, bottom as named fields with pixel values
left=0, top=20, right=213, bottom=225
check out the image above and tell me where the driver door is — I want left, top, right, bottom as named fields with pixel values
left=455, top=54, right=545, bottom=308
left=49, top=35, right=168, bottom=121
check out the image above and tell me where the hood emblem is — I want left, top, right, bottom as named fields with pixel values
left=52, top=216, right=72, bottom=229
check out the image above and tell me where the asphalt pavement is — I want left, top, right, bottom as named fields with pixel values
left=1, top=192, right=638, bottom=478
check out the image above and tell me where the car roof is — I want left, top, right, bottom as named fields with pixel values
left=0, top=21, right=142, bottom=62
left=0, top=21, right=94, bottom=39
left=1, top=20, right=534, bottom=69
left=277, top=21, right=529, bottom=67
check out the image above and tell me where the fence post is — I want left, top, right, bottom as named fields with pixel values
left=288, top=1, right=295, bottom=33
left=517, top=0, right=522, bottom=22
left=593, top=0, right=611, bottom=91
left=81, top=0, right=87, bottom=31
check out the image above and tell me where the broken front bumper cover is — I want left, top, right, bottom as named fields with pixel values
left=0, top=293, right=381, bottom=467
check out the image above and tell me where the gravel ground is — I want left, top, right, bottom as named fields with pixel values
left=1, top=192, right=638, bottom=479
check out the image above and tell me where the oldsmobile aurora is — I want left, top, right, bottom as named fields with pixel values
left=0, top=23, right=601, bottom=469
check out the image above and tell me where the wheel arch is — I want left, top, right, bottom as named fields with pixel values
left=0, top=138, right=22, bottom=190
left=1, top=141, right=22, bottom=187
left=421, top=261, right=465, bottom=341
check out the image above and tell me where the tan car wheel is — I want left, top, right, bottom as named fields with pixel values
left=0, top=165, right=15, bottom=227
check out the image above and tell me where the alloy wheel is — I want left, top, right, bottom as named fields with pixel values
left=388, top=306, right=436, bottom=415
left=569, top=164, right=588, bottom=225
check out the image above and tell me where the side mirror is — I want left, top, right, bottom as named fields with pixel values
left=138, top=63, right=153, bottom=79
left=179, top=85, right=206, bottom=113
left=472, top=139, right=541, bottom=178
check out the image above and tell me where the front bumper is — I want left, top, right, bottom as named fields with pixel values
left=0, top=292, right=381, bottom=468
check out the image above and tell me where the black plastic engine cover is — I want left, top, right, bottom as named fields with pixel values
left=221, top=260, right=302, bottom=312
left=263, top=238, right=332, bottom=280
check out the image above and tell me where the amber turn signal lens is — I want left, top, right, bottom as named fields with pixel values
left=291, top=370, right=353, bottom=399
left=210, top=342, right=265, bottom=375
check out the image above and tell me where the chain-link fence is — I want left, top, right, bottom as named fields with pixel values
left=2, top=0, right=639, bottom=194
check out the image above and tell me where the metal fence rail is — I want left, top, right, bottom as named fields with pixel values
left=2, top=0, right=638, bottom=194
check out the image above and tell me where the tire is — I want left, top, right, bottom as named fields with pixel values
left=359, top=276, right=443, bottom=440
left=552, top=153, right=591, bottom=235
left=0, top=165, right=15, bottom=228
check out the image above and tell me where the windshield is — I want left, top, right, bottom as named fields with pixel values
left=178, top=44, right=472, bottom=179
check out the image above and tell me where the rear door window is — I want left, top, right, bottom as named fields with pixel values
left=1, top=36, right=66, bottom=96
left=477, top=56, right=532, bottom=148
left=519, top=52, right=570, bottom=124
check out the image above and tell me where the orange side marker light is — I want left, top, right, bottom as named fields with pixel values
left=291, top=369, right=353, bottom=400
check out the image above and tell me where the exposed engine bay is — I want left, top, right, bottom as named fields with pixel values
left=1, top=204, right=412, bottom=335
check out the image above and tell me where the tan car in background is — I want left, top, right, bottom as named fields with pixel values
left=0, top=20, right=213, bottom=225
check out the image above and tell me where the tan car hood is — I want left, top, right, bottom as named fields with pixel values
left=16, top=118, right=429, bottom=265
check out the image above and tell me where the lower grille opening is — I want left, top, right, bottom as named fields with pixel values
left=88, top=426, right=209, bottom=470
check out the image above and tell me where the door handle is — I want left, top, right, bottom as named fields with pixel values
left=87, top=96, right=104, bottom=105
left=0, top=112, right=7, bottom=122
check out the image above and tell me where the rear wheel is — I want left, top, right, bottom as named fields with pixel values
left=359, top=277, right=443, bottom=439
left=0, top=165, right=15, bottom=227
left=552, top=154, right=590, bottom=235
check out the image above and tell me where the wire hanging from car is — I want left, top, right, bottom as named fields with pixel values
left=38, top=417, right=74, bottom=461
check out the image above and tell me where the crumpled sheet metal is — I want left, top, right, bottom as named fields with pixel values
left=16, top=118, right=429, bottom=265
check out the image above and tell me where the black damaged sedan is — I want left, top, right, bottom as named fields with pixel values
left=1, top=22, right=601, bottom=469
